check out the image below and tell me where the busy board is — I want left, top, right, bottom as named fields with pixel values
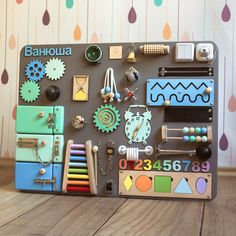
left=15, top=42, right=218, bottom=199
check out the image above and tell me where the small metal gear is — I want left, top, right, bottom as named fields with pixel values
left=93, top=104, right=120, bottom=133
left=45, top=58, right=65, bottom=80
left=25, top=60, right=45, bottom=82
left=20, top=81, right=40, bottom=102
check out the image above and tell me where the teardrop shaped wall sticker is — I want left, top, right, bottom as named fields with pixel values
left=154, top=0, right=163, bottom=7
left=182, top=31, right=190, bottom=41
left=228, top=96, right=236, bottom=112
left=90, top=32, right=99, bottom=43
left=221, top=2, right=231, bottom=22
left=12, top=105, right=17, bottom=120
left=16, top=0, right=23, bottom=4
left=163, top=23, right=171, bottom=40
left=9, top=34, right=16, bottom=49
left=1, top=69, right=9, bottom=85
left=219, top=57, right=229, bottom=151
left=42, top=9, right=50, bottom=25
left=128, top=1, right=137, bottom=24
left=219, top=133, right=229, bottom=151
left=73, top=24, right=81, bottom=41
left=66, top=0, right=74, bottom=9
left=228, top=19, right=236, bottom=112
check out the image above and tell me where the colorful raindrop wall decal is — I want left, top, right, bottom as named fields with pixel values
left=16, top=0, right=23, bottom=4
left=128, top=1, right=137, bottom=24
left=228, top=95, right=236, bottom=112
left=66, top=0, right=74, bottom=9
left=9, top=34, right=16, bottom=49
left=182, top=31, right=190, bottom=41
left=12, top=105, right=17, bottom=120
left=221, top=1, right=231, bottom=22
left=42, top=9, right=50, bottom=25
left=154, top=0, right=163, bottom=7
left=219, top=57, right=229, bottom=151
left=228, top=20, right=236, bottom=112
left=73, top=24, right=81, bottom=41
left=1, top=69, right=8, bottom=85
left=42, top=1, right=50, bottom=26
left=90, top=32, right=99, bottom=43
left=163, top=23, right=171, bottom=40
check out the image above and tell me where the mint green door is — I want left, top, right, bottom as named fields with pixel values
left=16, top=106, right=54, bottom=134
left=16, top=134, right=53, bottom=162
left=16, top=106, right=64, bottom=134
left=16, top=134, right=64, bottom=163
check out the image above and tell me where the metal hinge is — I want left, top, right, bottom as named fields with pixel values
left=17, top=138, right=38, bottom=148
left=47, top=113, right=56, bottom=129
left=53, top=140, right=60, bottom=156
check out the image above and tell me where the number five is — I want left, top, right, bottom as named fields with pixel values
left=163, top=160, right=171, bottom=171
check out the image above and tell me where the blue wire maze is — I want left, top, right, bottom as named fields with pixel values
left=146, top=78, right=214, bottom=107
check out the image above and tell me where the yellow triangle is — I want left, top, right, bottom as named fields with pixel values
left=75, top=91, right=86, bottom=100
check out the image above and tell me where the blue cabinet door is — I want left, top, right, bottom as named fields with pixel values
left=15, top=162, right=53, bottom=191
left=15, top=162, right=63, bottom=192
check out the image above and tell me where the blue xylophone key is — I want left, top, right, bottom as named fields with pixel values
left=69, top=162, right=87, bottom=168
left=69, top=156, right=87, bottom=162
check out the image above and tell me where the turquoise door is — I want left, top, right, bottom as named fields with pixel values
left=16, top=106, right=54, bottom=134
left=16, top=105, right=64, bottom=134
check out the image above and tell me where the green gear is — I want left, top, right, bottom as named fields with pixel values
left=20, top=81, right=40, bottom=102
left=93, top=104, right=120, bottom=133
left=45, top=58, right=65, bottom=80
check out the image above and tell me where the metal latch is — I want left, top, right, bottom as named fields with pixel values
left=53, top=140, right=60, bottom=156
left=34, top=176, right=56, bottom=184
left=47, top=113, right=56, bottom=129
left=17, top=138, right=38, bottom=148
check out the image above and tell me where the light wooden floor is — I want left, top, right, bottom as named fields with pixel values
left=0, top=158, right=235, bottom=236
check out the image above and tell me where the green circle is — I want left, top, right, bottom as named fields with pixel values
left=182, top=127, right=189, bottom=133
left=201, top=136, right=208, bottom=143
left=85, top=45, right=102, bottom=63
left=189, top=136, right=196, bottom=142
left=195, top=127, right=201, bottom=134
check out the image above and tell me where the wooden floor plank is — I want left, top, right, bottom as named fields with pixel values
left=94, top=199, right=204, bottom=236
left=0, top=184, right=54, bottom=227
left=201, top=176, right=236, bottom=236
left=0, top=195, right=126, bottom=236
left=46, top=197, right=126, bottom=236
left=0, top=158, right=14, bottom=187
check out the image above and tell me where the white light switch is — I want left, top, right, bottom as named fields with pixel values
left=175, top=43, right=195, bottom=62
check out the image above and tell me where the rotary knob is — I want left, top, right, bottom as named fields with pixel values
left=45, top=85, right=60, bottom=101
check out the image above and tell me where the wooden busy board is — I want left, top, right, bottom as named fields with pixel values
left=16, top=42, right=218, bottom=199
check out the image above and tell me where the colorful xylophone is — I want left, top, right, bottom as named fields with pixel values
left=62, top=140, right=97, bottom=194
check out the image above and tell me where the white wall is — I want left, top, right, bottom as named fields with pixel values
left=0, top=0, right=235, bottom=167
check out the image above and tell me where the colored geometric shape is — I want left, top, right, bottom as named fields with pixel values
left=135, top=175, right=152, bottom=192
left=124, top=175, right=133, bottom=191
left=196, top=177, right=207, bottom=194
left=154, top=176, right=171, bottom=193
left=174, top=177, right=192, bottom=194
left=146, top=78, right=214, bottom=107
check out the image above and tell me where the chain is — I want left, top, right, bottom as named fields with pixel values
left=97, top=140, right=115, bottom=176
left=34, top=143, right=56, bottom=167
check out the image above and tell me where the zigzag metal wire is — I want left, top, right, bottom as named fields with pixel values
left=150, top=81, right=208, bottom=91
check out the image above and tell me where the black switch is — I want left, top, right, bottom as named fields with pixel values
left=106, top=180, right=113, bottom=193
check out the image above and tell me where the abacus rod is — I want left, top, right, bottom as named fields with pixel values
left=166, top=128, right=182, bottom=131
left=166, top=137, right=183, bottom=140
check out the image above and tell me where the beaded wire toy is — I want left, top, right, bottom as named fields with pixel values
left=100, top=67, right=121, bottom=103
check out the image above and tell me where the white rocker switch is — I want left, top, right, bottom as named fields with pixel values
left=175, top=43, right=195, bottom=62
